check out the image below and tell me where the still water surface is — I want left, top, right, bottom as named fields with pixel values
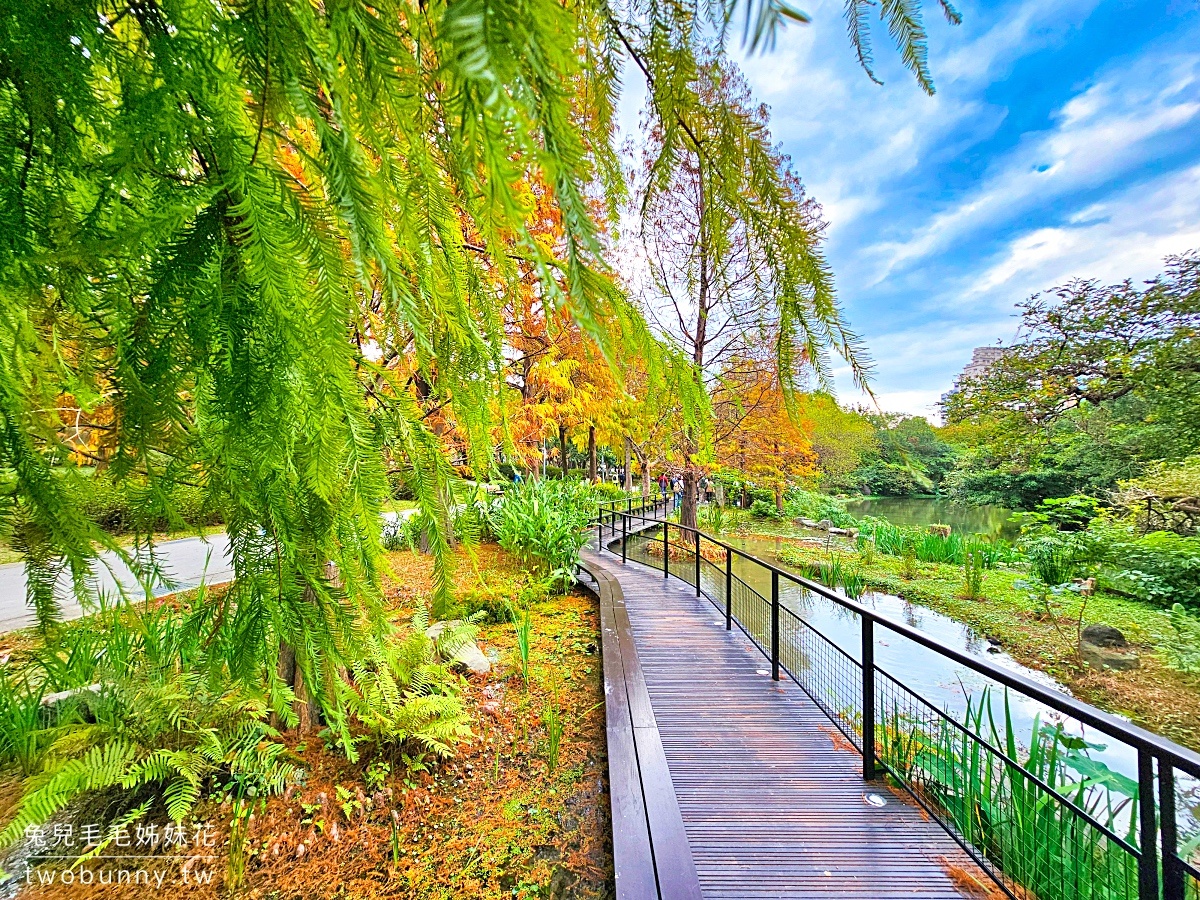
left=844, top=496, right=1019, bottom=540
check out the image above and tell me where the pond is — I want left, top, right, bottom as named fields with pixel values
left=844, top=496, right=1019, bottom=540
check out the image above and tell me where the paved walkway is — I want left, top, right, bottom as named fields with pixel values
left=586, top=548, right=982, bottom=899
left=0, top=511, right=414, bottom=633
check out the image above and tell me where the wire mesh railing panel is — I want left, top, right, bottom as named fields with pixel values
left=588, top=509, right=1200, bottom=900
left=874, top=663, right=1140, bottom=900
left=1185, top=869, right=1200, bottom=900
left=1165, top=761, right=1200, bottom=900
left=698, top=555, right=727, bottom=615
left=777, top=606, right=863, bottom=751
left=728, top=571, right=770, bottom=655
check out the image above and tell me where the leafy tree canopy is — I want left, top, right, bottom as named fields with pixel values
left=943, top=253, right=1200, bottom=508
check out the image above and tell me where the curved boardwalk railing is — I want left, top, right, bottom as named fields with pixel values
left=588, top=502, right=1200, bottom=900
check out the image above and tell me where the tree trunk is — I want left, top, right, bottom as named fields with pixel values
left=274, top=561, right=342, bottom=733
left=774, top=441, right=784, bottom=512
left=623, top=437, right=634, bottom=492
left=588, top=425, right=597, bottom=482
left=680, top=461, right=699, bottom=530
left=558, top=423, right=569, bottom=477
left=271, top=641, right=296, bottom=731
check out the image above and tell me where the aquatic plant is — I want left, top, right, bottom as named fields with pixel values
left=857, top=518, right=1014, bottom=569
left=877, top=690, right=1139, bottom=900
left=543, top=697, right=563, bottom=772
left=899, top=538, right=919, bottom=579
left=702, top=502, right=727, bottom=535
left=514, top=606, right=534, bottom=682
left=962, top=550, right=985, bottom=601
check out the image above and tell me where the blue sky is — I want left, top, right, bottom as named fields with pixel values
left=705, top=0, right=1200, bottom=419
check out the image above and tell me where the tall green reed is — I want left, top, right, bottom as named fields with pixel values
left=962, top=550, right=985, bottom=600
left=513, top=605, right=533, bottom=682
left=543, top=696, right=563, bottom=772
left=877, top=689, right=1139, bottom=900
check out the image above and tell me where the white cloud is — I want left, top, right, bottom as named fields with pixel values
left=966, top=163, right=1200, bottom=298
left=939, top=0, right=1101, bottom=85
left=868, top=54, right=1200, bottom=278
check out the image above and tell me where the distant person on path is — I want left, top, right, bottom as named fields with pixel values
left=672, top=477, right=683, bottom=512
left=512, top=469, right=523, bottom=485
left=658, top=473, right=669, bottom=503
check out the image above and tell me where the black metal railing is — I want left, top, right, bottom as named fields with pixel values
left=590, top=508, right=1200, bottom=900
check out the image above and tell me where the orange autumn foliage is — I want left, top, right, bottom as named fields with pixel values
left=714, top=362, right=816, bottom=508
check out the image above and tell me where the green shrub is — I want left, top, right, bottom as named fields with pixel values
left=748, top=498, right=781, bottom=519
left=1022, top=532, right=1090, bottom=587
left=61, top=471, right=225, bottom=535
left=1165, top=603, right=1200, bottom=673
left=488, top=479, right=596, bottom=590
left=1092, top=525, right=1200, bottom=609
left=1012, top=495, right=1099, bottom=533
left=849, top=461, right=923, bottom=497
left=590, top=481, right=625, bottom=501
left=455, top=588, right=512, bottom=624
left=783, top=488, right=856, bottom=527
left=381, top=515, right=422, bottom=551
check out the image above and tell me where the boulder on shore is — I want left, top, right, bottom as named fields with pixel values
left=1079, top=640, right=1139, bottom=672
left=1081, top=623, right=1127, bottom=648
left=426, top=621, right=492, bottom=676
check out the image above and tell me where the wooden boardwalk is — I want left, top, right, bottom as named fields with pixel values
left=583, top=546, right=984, bottom=900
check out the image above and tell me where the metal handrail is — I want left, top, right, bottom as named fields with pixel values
left=591, top=507, right=1200, bottom=900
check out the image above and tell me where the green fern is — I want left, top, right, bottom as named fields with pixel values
left=340, top=615, right=473, bottom=761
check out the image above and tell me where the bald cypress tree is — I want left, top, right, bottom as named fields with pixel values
left=0, top=0, right=953, bottom=715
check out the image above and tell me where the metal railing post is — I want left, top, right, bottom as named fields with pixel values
left=1160, top=758, right=1184, bottom=900
left=1137, top=749, right=1160, bottom=900
left=663, top=523, right=669, bottom=579
left=725, top=549, right=732, bottom=630
left=862, top=617, right=876, bottom=781
left=621, top=513, right=627, bottom=565
left=770, top=570, right=779, bottom=681
left=694, top=530, right=701, bottom=596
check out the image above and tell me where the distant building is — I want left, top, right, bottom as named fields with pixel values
left=960, top=346, right=1005, bottom=381
left=941, top=346, right=1006, bottom=412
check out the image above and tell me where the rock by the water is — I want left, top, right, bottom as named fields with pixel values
left=426, top=621, right=491, bottom=676
left=1081, top=623, right=1127, bottom=648
left=816, top=519, right=834, bottom=531
left=1079, top=640, right=1139, bottom=672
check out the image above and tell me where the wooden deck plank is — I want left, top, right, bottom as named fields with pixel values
left=585, top=548, right=982, bottom=900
